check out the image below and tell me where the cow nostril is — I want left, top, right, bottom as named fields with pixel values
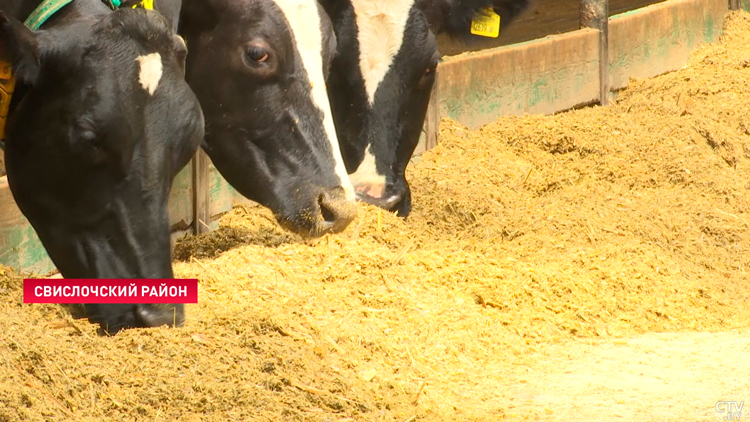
left=318, top=194, right=336, bottom=224
left=314, top=188, right=357, bottom=235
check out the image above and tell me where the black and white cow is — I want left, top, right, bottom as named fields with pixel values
left=320, top=0, right=531, bottom=216
left=0, top=0, right=204, bottom=333
left=179, top=0, right=358, bottom=237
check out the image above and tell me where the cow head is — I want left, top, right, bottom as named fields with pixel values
left=180, top=0, right=357, bottom=238
left=0, top=6, right=204, bottom=334
left=320, top=0, right=530, bottom=217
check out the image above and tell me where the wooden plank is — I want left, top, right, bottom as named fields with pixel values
left=608, top=0, right=728, bottom=91
left=424, top=73, right=440, bottom=152
left=191, top=149, right=210, bottom=234
left=0, top=176, right=55, bottom=275
left=168, top=164, right=193, bottom=256
left=206, top=162, right=256, bottom=227
left=580, top=0, right=611, bottom=105
left=168, top=164, right=193, bottom=233
left=207, top=162, right=237, bottom=226
left=413, top=72, right=441, bottom=158
left=437, top=28, right=601, bottom=130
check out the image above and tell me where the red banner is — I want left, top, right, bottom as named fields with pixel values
left=23, top=279, right=198, bottom=304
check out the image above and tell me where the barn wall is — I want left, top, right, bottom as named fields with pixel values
left=0, top=177, right=54, bottom=275
left=436, top=28, right=602, bottom=131
left=608, top=0, right=727, bottom=91
left=207, top=162, right=254, bottom=229
left=430, top=0, right=729, bottom=133
left=169, top=165, right=194, bottom=233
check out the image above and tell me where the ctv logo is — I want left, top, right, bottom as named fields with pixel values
left=716, top=401, right=744, bottom=421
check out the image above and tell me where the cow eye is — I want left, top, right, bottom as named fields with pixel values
left=418, top=60, right=438, bottom=90
left=241, top=41, right=276, bottom=77
left=73, top=119, right=108, bottom=164
left=246, top=45, right=269, bottom=63
left=75, top=118, right=98, bottom=144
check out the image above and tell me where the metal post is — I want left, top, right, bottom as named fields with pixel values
left=580, top=0, right=610, bottom=106
left=729, top=0, right=740, bottom=10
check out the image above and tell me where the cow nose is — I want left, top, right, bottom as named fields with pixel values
left=135, top=304, right=185, bottom=328
left=355, top=183, right=404, bottom=211
left=317, top=187, right=357, bottom=234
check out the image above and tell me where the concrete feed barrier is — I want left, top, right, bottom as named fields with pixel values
left=430, top=0, right=728, bottom=133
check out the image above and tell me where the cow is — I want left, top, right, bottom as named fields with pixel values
left=319, top=0, right=531, bottom=217
left=0, top=0, right=205, bottom=334
left=178, top=0, right=358, bottom=237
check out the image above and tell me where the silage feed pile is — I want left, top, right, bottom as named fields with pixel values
left=2, top=10, right=750, bottom=422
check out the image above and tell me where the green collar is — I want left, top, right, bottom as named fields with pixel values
left=25, top=0, right=134, bottom=31
left=24, top=0, right=75, bottom=30
left=103, top=0, right=121, bottom=9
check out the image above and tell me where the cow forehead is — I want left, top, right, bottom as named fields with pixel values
left=269, top=0, right=326, bottom=108
left=351, top=0, right=416, bottom=104
left=270, top=0, right=356, bottom=201
left=270, top=0, right=325, bottom=55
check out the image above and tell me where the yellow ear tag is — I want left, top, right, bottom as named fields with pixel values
left=470, top=8, right=501, bottom=38
left=132, top=0, right=154, bottom=10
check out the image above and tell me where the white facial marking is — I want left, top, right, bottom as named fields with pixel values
left=136, top=53, right=163, bottom=96
left=348, top=144, right=387, bottom=198
left=351, top=0, right=416, bottom=104
left=272, top=0, right=355, bottom=201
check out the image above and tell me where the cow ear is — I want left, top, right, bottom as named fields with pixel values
left=180, top=0, right=223, bottom=32
left=0, top=11, right=41, bottom=84
left=173, top=34, right=188, bottom=76
left=419, top=0, right=451, bottom=34
left=121, top=0, right=182, bottom=32
left=435, top=0, right=531, bottom=37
